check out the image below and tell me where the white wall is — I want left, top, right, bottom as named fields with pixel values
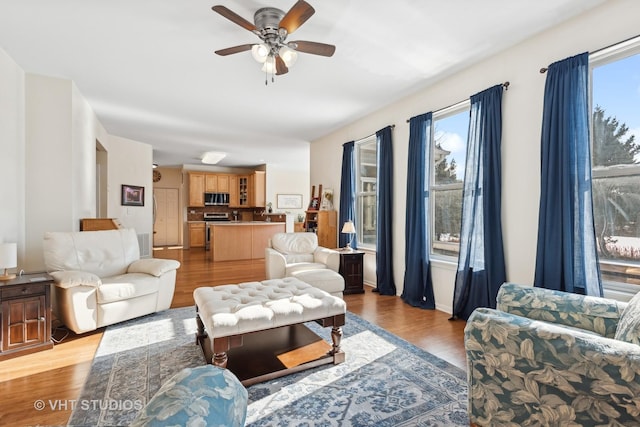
left=310, top=0, right=640, bottom=313
left=24, top=74, right=75, bottom=271
left=0, top=46, right=25, bottom=260
left=104, top=135, right=154, bottom=247
left=265, top=158, right=310, bottom=219
left=0, top=53, right=156, bottom=272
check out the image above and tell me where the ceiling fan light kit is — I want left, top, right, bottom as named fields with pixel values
left=212, top=1, right=335, bottom=85
left=251, top=43, right=270, bottom=63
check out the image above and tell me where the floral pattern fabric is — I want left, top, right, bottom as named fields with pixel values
left=465, top=282, right=640, bottom=426
left=615, top=290, right=640, bottom=345
left=130, top=365, right=247, bottom=427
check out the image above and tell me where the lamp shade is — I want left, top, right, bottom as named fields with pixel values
left=279, top=46, right=298, bottom=67
left=341, top=221, right=356, bottom=234
left=251, top=43, right=269, bottom=63
left=261, top=55, right=276, bottom=74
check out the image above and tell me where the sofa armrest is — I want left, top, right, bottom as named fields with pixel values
left=465, top=307, right=640, bottom=425
left=49, top=270, right=102, bottom=289
left=128, top=258, right=181, bottom=277
left=497, top=282, right=625, bottom=337
left=265, top=247, right=286, bottom=279
left=314, top=247, right=340, bottom=272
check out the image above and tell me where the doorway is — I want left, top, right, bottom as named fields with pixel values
left=96, top=140, right=108, bottom=217
left=153, top=188, right=180, bottom=246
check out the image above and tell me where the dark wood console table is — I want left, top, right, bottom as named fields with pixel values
left=0, top=273, right=53, bottom=360
left=338, top=250, right=365, bottom=295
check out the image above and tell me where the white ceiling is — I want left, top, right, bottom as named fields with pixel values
left=0, top=0, right=604, bottom=168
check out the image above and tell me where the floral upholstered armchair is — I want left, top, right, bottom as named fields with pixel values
left=465, top=282, right=640, bottom=426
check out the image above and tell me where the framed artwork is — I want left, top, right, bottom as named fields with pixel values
left=121, top=184, right=145, bottom=206
left=277, top=194, right=303, bottom=209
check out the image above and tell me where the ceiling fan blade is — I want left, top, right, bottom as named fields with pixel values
left=275, top=55, right=289, bottom=75
left=214, top=44, right=254, bottom=56
left=212, top=5, right=257, bottom=32
left=290, top=40, right=336, bottom=57
left=279, top=0, right=315, bottom=34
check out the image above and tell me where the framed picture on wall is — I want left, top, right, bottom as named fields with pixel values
left=277, top=194, right=303, bottom=209
left=121, top=184, right=145, bottom=206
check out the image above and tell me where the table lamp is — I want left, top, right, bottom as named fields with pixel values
left=341, top=220, right=356, bottom=251
left=0, top=242, right=17, bottom=281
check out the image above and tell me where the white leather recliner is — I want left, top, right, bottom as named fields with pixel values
left=265, top=232, right=340, bottom=279
left=43, top=228, right=180, bottom=334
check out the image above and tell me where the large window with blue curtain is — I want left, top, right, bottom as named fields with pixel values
left=590, top=37, right=640, bottom=288
left=355, top=135, right=378, bottom=249
left=430, top=101, right=470, bottom=258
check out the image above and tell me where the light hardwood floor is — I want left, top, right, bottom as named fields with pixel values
left=0, top=247, right=466, bottom=427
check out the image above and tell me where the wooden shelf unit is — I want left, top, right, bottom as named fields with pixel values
left=305, top=210, right=337, bottom=248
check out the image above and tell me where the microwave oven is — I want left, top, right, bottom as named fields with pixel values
left=204, top=192, right=229, bottom=205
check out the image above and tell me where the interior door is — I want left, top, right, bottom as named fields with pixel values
left=153, top=188, right=180, bottom=247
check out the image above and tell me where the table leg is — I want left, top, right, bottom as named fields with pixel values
left=330, top=326, right=345, bottom=363
left=195, top=309, right=207, bottom=345
left=213, top=352, right=228, bottom=368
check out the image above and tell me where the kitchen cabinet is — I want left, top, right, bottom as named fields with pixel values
left=305, top=210, right=337, bottom=248
left=205, top=174, right=230, bottom=193
left=192, top=171, right=263, bottom=208
left=229, top=175, right=239, bottom=207
left=252, top=171, right=266, bottom=208
left=188, top=173, right=205, bottom=207
left=1, top=274, right=53, bottom=360
left=232, top=171, right=265, bottom=208
left=238, top=175, right=249, bottom=206
left=189, top=222, right=205, bottom=248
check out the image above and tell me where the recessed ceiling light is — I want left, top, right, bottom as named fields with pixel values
left=201, top=151, right=226, bottom=164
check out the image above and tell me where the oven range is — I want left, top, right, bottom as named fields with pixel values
left=204, top=212, right=230, bottom=250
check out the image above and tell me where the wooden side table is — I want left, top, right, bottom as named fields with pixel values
left=0, top=273, right=54, bottom=360
left=338, top=250, right=365, bottom=295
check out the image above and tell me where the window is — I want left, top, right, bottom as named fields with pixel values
left=355, top=135, right=377, bottom=248
left=430, top=102, right=470, bottom=257
left=591, top=40, right=640, bottom=286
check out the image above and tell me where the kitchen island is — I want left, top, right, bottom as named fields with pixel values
left=211, top=221, right=285, bottom=262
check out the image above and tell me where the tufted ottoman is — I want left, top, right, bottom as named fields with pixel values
left=193, top=277, right=346, bottom=385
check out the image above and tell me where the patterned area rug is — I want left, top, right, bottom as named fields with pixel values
left=68, top=307, right=205, bottom=426
left=69, top=306, right=468, bottom=426
left=247, top=313, right=468, bottom=426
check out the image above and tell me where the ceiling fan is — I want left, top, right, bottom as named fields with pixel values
left=212, top=1, right=336, bottom=83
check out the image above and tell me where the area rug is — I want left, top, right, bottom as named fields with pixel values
left=68, top=307, right=205, bottom=426
left=69, top=306, right=468, bottom=426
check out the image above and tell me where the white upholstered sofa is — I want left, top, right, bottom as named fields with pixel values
left=43, top=228, right=180, bottom=334
left=265, top=232, right=344, bottom=297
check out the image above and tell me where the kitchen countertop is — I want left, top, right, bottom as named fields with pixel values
left=210, top=221, right=284, bottom=226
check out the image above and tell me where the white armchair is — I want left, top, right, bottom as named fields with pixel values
left=43, top=228, right=180, bottom=334
left=265, top=232, right=340, bottom=279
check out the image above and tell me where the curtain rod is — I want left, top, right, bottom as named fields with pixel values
left=540, top=33, right=640, bottom=73
left=405, top=81, right=510, bottom=123
left=355, top=124, right=396, bottom=143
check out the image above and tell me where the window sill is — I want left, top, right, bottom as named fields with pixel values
left=430, top=257, right=458, bottom=271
